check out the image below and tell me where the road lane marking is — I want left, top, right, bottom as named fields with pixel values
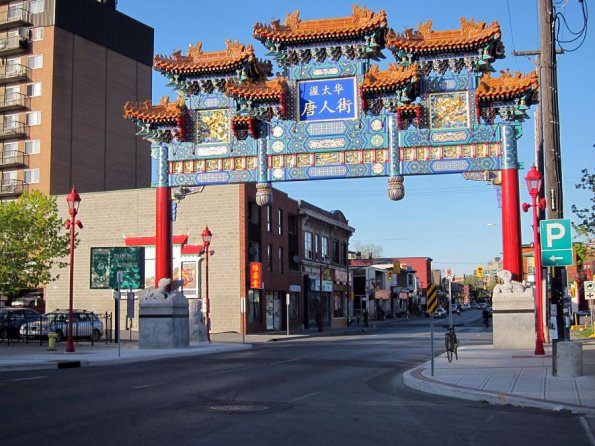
left=132, top=384, right=155, bottom=389
left=288, top=391, right=319, bottom=403
left=269, top=358, right=299, bottom=365
left=12, top=376, right=48, bottom=382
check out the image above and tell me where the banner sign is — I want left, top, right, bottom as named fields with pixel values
left=90, top=247, right=145, bottom=290
left=298, top=77, right=356, bottom=122
left=250, top=262, right=262, bottom=289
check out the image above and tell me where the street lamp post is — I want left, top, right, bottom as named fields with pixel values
left=319, top=257, right=329, bottom=333
left=522, top=165, right=546, bottom=356
left=201, top=226, right=212, bottom=343
left=65, top=186, right=83, bottom=353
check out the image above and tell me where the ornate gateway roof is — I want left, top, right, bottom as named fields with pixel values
left=386, top=18, right=501, bottom=55
left=226, top=77, right=289, bottom=102
left=361, top=64, right=419, bottom=94
left=476, top=70, right=539, bottom=102
left=253, top=5, right=387, bottom=43
left=153, top=39, right=256, bottom=75
left=123, top=96, right=186, bottom=124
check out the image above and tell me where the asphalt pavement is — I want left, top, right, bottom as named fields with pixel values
left=2, top=314, right=594, bottom=417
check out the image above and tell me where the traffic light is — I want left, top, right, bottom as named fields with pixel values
left=476, top=266, right=484, bottom=278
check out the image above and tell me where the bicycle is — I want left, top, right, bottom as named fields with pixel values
left=445, top=326, right=458, bottom=363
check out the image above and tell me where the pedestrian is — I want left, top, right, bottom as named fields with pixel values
left=456, top=306, right=461, bottom=316
left=482, top=308, right=489, bottom=327
left=363, top=309, right=369, bottom=327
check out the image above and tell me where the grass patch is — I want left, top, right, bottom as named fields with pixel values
left=576, top=328, right=594, bottom=338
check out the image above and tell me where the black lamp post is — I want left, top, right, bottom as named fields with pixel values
left=522, top=166, right=546, bottom=355
left=201, top=226, right=212, bottom=343
left=65, top=186, right=83, bottom=353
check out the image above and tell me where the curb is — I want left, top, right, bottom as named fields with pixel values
left=403, top=360, right=595, bottom=415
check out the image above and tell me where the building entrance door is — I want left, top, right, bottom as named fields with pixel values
left=265, top=293, right=274, bottom=330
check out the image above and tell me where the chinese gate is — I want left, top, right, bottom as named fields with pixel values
left=124, top=6, right=538, bottom=286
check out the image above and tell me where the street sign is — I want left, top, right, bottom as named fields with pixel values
left=445, top=267, right=454, bottom=280
left=426, top=284, right=438, bottom=314
left=540, top=219, right=573, bottom=267
left=90, top=247, right=145, bottom=289
left=585, top=281, right=595, bottom=300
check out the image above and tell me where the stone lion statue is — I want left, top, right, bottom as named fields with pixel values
left=492, top=270, right=531, bottom=295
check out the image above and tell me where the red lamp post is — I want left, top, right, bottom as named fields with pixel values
left=522, top=166, right=546, bottom=356
left=201, top=226, right=213, bottom=343
left=65, top=186, right=83, bottom=353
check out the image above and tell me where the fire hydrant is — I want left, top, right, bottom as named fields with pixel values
left=47, top=332, right=58, bottom=351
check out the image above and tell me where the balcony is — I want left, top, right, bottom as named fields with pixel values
left=0, top=178, right=27, bottom=197
left=0, top=34, right=29, bottom=56
left=0, top=63, right=29, bottom=84
left=0, top=8, right=32, bottom=30
left=0, top=149, right=27, bottom=168
left=0, top=121, right=26, bottom=140
left=0, top=92, right=29, bottom=111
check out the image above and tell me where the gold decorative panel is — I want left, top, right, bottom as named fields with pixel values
left=234, top=158, right=244, bottom=170
left=316, top=152, right=340, bottom=165
left=443, top=146, right=457, bottom=158
left=206, top=159, right=220, bottom=171
left=195, top=109, right=230, bottom=143
left=345, top=151, right=360, bottom=164
left=297, top=154, right=311, bottom=166
left=272, top=156, right=283, bottom=168
left=363, top=150, right=373, bottom=163
left=223, top=159, right=232, bottom=170
left=375, top=150, right=386, bottom=163
left=285, top=155, right=296, bottom=167
left=429, top=92, right=468, bottom=129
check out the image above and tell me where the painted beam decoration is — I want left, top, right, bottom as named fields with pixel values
left=123, top=5, right=538, bottom=205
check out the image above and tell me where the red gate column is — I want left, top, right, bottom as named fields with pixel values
left=155, top=143, right=172, bottom=287
left=500, top=124, right=522, bottom=281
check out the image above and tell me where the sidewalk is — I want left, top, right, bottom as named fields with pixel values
left=404, top=337, right=595, bottom=415
left=2, top=319, right=595, bottom=416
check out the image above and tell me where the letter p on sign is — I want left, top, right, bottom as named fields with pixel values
left=544, top=222, right=565, bottom=248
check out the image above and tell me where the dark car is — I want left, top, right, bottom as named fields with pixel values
left=0, top=308, right=42, bottom=339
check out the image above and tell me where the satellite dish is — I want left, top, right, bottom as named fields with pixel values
left=292, top=255, right=300, bottom=263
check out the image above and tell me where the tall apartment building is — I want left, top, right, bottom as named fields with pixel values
left=0, top=0, right=153, bottom=201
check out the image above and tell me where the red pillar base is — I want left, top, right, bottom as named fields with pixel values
left=535, top=339, right=545, bottom=356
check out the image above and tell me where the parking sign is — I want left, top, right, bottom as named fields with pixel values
left=540, top=219, right=573, bottom=267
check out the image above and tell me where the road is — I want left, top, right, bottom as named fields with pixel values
left=0, top=310, right=591, bottom=445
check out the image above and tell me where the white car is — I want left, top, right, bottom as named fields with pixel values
left=20, top=309, right=104, bottom=341
left=433, top=308, right=447, bottom=318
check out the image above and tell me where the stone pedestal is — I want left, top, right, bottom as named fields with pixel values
left=492, top=270, right=535, bottom=349
left=139, top=291, right=190, bottom=349
left=188, top=298, right=208, bottom=344
left=553, top=341, right=583, bottom=377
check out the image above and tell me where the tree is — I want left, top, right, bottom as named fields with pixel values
left=571, top=168, right=594, bottom=267
left=0, top=191, right=70, bottom=300
left=352, top=241, right=384, bottom=259
left=571, top=168, right=595, bottom=238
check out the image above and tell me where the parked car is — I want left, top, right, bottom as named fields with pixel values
left=20, top=309, right=104, bottom=341
left=461, top=303, right=471, bottom=311
left=433, top=308, right=447, bottom=318
left=0, top=308, right=42, bottom=339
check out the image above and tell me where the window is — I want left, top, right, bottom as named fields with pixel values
left=2, top=141, right=18, bottom=158
left=26, top=111, right=41, bottom=126
left=29, top=0, right=45, bottom=14
left=321, top=236, right=329, bottom=260
left=288, top=214, right=297, bottom=234
left=24, top=168, right=39, bottom=184
left=24, top=139, right=40, bottom=155
left=31, top=27, right=44, bottom=41
left=248, top=242, right=260, bottom=262
left=26, top=83, right=41, bottom=97
left=5, top=85, right=20, bottom=105
left=333, top=240, right=340, bottom=263
left=334, top=294, right=345, bottom=318
left=314, top=234, right=319, bottom=260
left=2, top=170, right=17, bottom=185
left=278, top=246, right=284, bottom=273
left=4, top=113, right=19, bottom=130
left=304, top=231, right=313, bottom=259
left=248, top=201, right=260, bottom=225
left=267, top=244, right=272, bottom=272
left=8, top=4, right=22, bottom=20
left=277, top=209, right=283, bottom=235
left=27, top=55, right=43, bottom=69
left=266, top=205, right=272, bottom=232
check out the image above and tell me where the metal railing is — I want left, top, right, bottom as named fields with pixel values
left=0, top=149, right=27, bottom=167
left=0, top=179, right=26, bottom=196
left=1, top=311, right=113, bottom=346
left=0, top=63, right=29, bottom=83
left=0, top=92, right=29, bottom=109
left=0, top=121, right=26, bottom=139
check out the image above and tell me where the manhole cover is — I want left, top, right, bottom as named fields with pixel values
left=209, top=403, right=270, bottom=413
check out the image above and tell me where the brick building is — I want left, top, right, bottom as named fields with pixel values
left=47, top=185, right=352, bottom=334
left=0, top=0, right=152, bottom=200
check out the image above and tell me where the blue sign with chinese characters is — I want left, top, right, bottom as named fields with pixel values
left=298, top=77, right=356, bottom=122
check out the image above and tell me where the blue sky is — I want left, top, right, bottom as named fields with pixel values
left=117, top=0, right=593, bottom=276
